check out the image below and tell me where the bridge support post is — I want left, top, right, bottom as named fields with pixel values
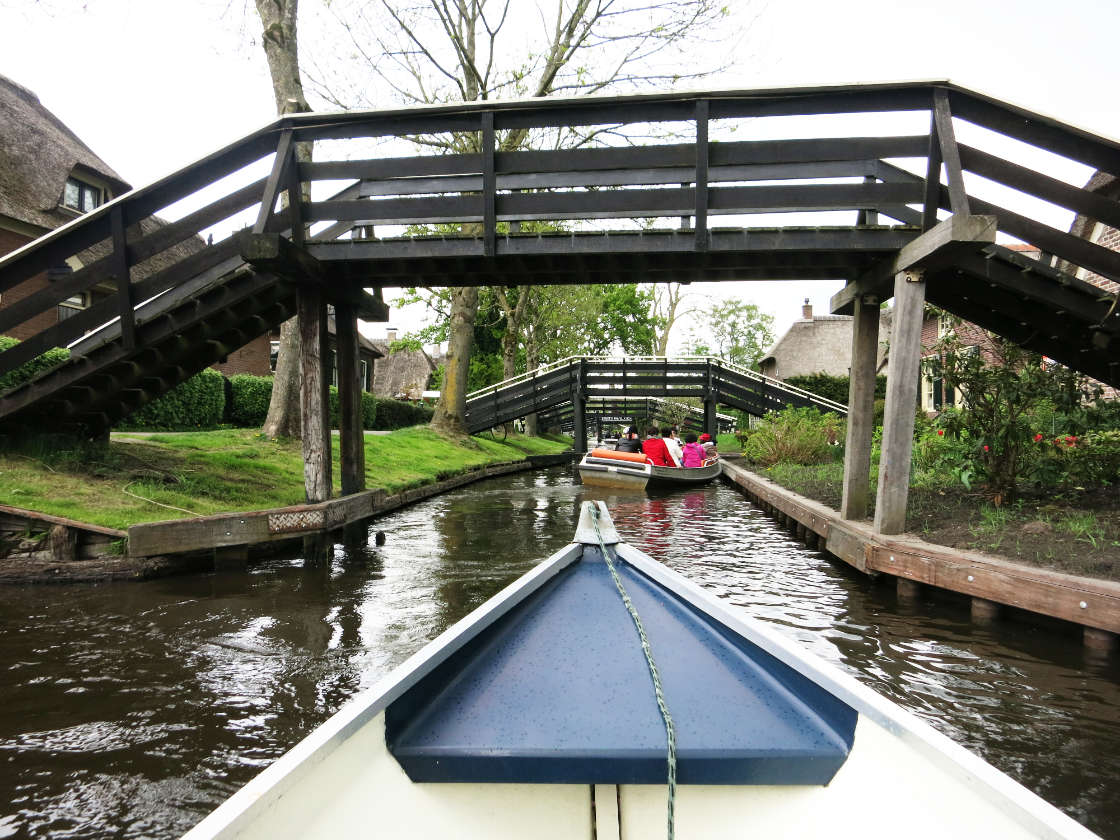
left=840, top=294, right=881, bottom=520
left=299, top=285, right=332, bottom=503
left=573, top=360, right=588, bottom=453
left=336, top=302, right=365, bottom=495
left=704, top=361, right=718, bottom=438
left=874, top=269, right=926, bottom=535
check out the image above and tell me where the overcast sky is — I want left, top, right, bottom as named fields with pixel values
left=2, top=0, right=1118, bottom=351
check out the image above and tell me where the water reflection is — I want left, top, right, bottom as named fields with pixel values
left=0, top=468, right=1115, bottom=839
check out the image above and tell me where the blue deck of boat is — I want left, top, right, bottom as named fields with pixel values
left=386, top=545, right=856, bottom=785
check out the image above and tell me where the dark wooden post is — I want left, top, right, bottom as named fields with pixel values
left=873, top=269, right=926, bottom=534
left=335, top=301, right=365, bottom=495
left=299, top=284, right=332, bottom=503
left=573, top=360, right=588, bottom=454
left=704, top=360, right=717, bottom=438
left=840, top=294, right=881, bottom=520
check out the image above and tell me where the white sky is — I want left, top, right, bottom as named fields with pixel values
left=2, top=0, right=1118, bottom=353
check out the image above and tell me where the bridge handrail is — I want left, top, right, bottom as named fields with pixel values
left=465, top=355, right=848, bottom=415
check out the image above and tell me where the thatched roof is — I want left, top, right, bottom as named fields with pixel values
left=370, top=342, right=442, bottom=399
left=0, top=74, right=130, bottom=231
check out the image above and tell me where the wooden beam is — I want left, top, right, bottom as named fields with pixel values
left=830, top=214, right=996, bottom=314
left=335, top=302, right=365, bottom=496
left=840, top=294, right=881, bottom=521
left=695, top=99, right=709, bottom=252
left=254, top=129, right=296, bottom=234
left=240, top=231, right=325, bottom=283
left=482, top=111, right=496, bottom=258
left=932, top=89, right=969, bottom=216
left=874, top=269, right=926, bottom=535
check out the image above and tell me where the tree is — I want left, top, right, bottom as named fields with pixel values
left=688, top=298, right=774, bottom=369
left=253, top=0, right=312, bottom=439
left=648, top=282, right=694, bottom=356
left=308, top=0, right=738, bottom=435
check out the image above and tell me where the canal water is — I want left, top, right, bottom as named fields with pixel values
left=0, top=468, right=1117, bottom=840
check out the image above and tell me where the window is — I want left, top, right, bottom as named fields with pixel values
left=61, top=177, right=103, bottom=213
left=57, top=291, right=89, bottom=322
left=270, top=341, right=280, bottom=372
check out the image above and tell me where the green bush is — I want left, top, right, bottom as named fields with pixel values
left=372, top=398, right=433, bottom=430
left=0, top=336, right=70, bottom=393
left=784, top=372, right=887, bottom=405
left=741, top=406, right=844, bottom=467
left=120, top=368, right=226, bottom=430
left=227, top=374, right=274, bottom=427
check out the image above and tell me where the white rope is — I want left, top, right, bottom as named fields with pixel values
left=591, top=505, right=677, bottom=840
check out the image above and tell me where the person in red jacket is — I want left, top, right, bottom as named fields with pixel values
left=641, top=426, right=675, bottom=466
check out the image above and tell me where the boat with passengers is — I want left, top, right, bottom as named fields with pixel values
left=183, top=501, right=1099, bottom=840
left=577, top=447, right=721, bottom=490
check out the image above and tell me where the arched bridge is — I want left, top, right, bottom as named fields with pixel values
left=463, top=357, right=845, bottom=440
left=0, top=80, right=1118, bottom=508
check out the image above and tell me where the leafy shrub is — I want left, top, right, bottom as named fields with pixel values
left=0, top=336, right=70, bottom=393
left=227, top=374, right=274, bottom=427
left=372, top=398, right=433, bottom=430
left=784, top=372, right=887, bottom=405
left=741, top=406, right=844, bottom=466
left=120, top=368, right=226, bottom=430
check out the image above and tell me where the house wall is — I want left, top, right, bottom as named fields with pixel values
left=1079, top=222, right=1120, bottom=295
left=0, top=226, right=55, bottom=341
left=212, top=335, right=271, bottom=378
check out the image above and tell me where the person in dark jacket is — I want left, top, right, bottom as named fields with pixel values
left=615, top=425, right=642, bottom=453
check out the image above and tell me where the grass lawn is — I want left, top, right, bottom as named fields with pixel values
left=0, top=427, right=571, bottom=531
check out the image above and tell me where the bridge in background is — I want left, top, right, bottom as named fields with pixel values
left=0, top=80, right=1117, bottom=525
left=463, top=357, right=844, bottom=440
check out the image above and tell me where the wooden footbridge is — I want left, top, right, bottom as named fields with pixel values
left=1, top=81, right=1118, bottom=531
left=463, top=356, right=844, bottom=438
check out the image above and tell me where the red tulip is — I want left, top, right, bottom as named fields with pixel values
left=937, top=429, right=944, bottom=436
left=1033, top=433, right=1043, bottom=442
left=983, top=445, right=989, bottom=452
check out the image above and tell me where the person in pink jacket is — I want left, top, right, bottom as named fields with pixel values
left=680, top=432, right=706, bottom=468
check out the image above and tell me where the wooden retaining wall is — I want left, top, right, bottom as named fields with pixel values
left=721, top=461, right=1120, bottom=641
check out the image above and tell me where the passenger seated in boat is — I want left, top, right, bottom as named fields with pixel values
left=614, top=425, right=642, bottom=453
left=641, top=427, right=675, bottom=466
left=681, top=432, right=706, bottom=467
left=662, top=427, right=683, bottom=466
left=700, top=432, right=719, bottom=459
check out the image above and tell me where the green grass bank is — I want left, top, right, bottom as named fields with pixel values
left=0, top=428, right=571, bottom=531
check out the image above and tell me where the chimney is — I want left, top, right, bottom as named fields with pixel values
left=802, top=298, right=813, bottom=320
left=386, top=327, right=398, bottom=342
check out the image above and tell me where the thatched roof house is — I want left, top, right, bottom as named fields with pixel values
left=0, top=73, right=129, bottom=235
left=1, top=73, right=206, bottom=343
left=760, top=300, right=889, bottom=381
left=370, top=338, right=443, bottom=400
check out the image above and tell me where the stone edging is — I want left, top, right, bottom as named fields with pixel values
left=721, top=461, right=1120, bottom=636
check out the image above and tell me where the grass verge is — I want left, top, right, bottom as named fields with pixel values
left=0, top=428, right=571, bottom=531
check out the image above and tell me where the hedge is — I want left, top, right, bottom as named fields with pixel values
left=226, top=373, right=430, bottom=431
left=784, top=372, right=887, bottom=405
left=119, top=368, right=226, bottom=430
left=0, top=336, right=70, bottom=393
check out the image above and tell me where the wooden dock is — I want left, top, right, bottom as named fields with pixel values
left=721, top=461, right=1120, bottom=648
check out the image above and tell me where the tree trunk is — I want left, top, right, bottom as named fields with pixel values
left=263, top=317, right=301, bottom=438
left=431, top=286, right=479, bottom=435
left=524, top=331, right=540, bottom=437
left=255, top=0, right=311, bottom=440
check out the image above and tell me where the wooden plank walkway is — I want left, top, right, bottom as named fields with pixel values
left=721, top=461, right=1120, bottom=638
